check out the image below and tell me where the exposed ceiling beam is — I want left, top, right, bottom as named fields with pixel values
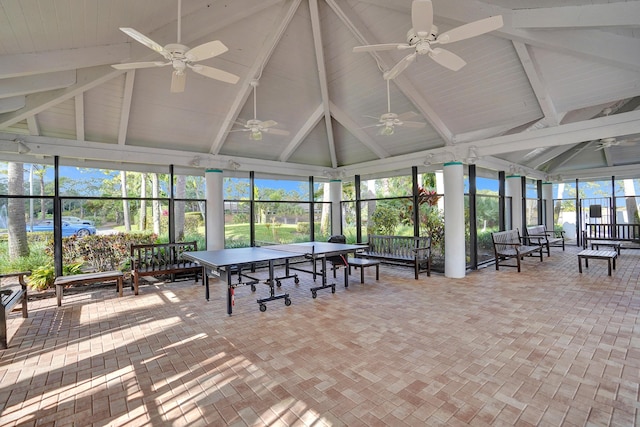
left=0, top=133, right=327, bottom=178
left=528, top=145, right=576, bottom=169
left=117, top=71, right=136, bottom=146
left=329, top=102, right=390, bottom=159
left=327, top=0, right=454, bottom=143
left=512, top=3, right=640, bottom=29
left=0, top=96, right=25, bottom=114
left=512, top=42, right=559, bottom=126
left=27, top=116, right=39, bottom=136
left=309, top=0, right=337, bottom=168
left=279, top=104, right=324, bottom=162
left=0, top=44, right=130, bottom=79
left=344, top=110, right=640, bottom=179
left=0, top=66, right=122, bottom=128
left=542, top=141, right=594, bottom=173
left=453, top=123, right=517, bottom=144
left=208, top=0, right=301, bottom=155
left=558, top=164, right=640, bottom=181
left=75, top=95, right=84, bottom=141
left=0, top=71, right=76, bottom=99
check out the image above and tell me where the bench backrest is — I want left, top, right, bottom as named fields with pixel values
left=130, top=241, right=198, bottom=271
left=367, top=235, right=431, bottom=260
left=526, top=225, right=546, bottom=236
left=491, top=230, right=522, bottom=252
left=585, top=223, right=640, bottom=241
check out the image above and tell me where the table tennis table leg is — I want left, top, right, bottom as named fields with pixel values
left=256, top=260, right=291, bottom=311
left=226, top=268, right=233, bottom=316
left=310, top=257, right=336, bottom=298
left=205, top=269, right=210, bottom=301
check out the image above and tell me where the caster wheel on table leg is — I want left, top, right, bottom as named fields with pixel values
left=312, top=291, right=317, bottom=299
left=259, top=303, right=267, bottom=312
left=285, top=298, right=292, bottom=306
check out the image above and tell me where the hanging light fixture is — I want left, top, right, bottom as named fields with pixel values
left=250, top=129, right=262, bottom=141
left=380, top=125, right=394, bottom=136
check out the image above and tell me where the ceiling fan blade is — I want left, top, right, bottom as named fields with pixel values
left=412, top=0, right=433, bottom=36
left=383, top=53, right=417, bottom=80
left=353, top=43, right=407, bottom=53
left=260, top=120, right=278, bottom=129
left=429, top=48, right=466, bottom=71
left=402, top=121, right=426, bottom=128
left=190, top=64, right=239, bottom=84
left=396, top=111, right=419, bottom=121
left=171, top=71, right=186, bottom=93
left=185, top=40, right=228, bottom=62
left=265, top=128, right=290, bottom=136
left=436, top=15, right=503, bottom=45
left=112, top=61, right=169, bottom=70
left=119, top=27, right=171, bottom=59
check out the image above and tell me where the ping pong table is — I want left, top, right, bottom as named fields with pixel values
left=182, top=242, right=366, bottom=315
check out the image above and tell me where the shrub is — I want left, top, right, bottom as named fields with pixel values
left=54, top=233, right=158, bottom=272
left=370, top=205, right=398, bottom=235
left=296, top=222, right=310, bottom=234
left=29, top=262, right=83, bottom=291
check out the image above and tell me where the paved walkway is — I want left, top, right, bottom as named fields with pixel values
left=1, top=244, right=639, bottom=426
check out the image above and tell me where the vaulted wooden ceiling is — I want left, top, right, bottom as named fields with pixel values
left=1, top=0, right=639, bottom=182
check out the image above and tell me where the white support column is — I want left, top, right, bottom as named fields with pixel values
left=443, top=162, right=465, bottom=278
left=506, top=175, right=523, bottom=232
left=435, top=170, right=445, bottom=212
left=542, top=182, right=554, bottom=230
left=205, top=169, right=225, bottom=250
left=330, top=179, right=342, bottom=236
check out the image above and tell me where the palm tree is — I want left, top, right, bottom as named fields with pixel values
left=7, top=162, right=29, bottom=259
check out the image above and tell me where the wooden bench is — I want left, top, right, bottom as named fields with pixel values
left=130, top=241, right=204, bottom=294
left=491, top=229, right=543, bottom=272
left=54, top=271, right=124, bottom=307
left=0, top=271, right=30, bottom=349
left=589, top=240, right=622, bottom=255
left=348, top=258, right=380, bottom=284
left=583, top=223, right=640, bottom=251
left=358, top=235, right=431, bottom=280
left=526, top=225, right=565, bottom=256
left=577, top=250, right=618, bottom=276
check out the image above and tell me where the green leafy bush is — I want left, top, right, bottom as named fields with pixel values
left=29, top=262, right=83, bottom=291
left=52, top=233, right=158, bottom=272
left=371, top=205, right=398, bottom=235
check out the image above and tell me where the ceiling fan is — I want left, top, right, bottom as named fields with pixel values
left=231, top=80, right=290, bottom=141
left=112, top=0, right=239, bottom=92
left=364, top=79, right=426, bottom=136
left=595, top=136, right=640, bottom=150
left=353, top=0, right=503, bottom=79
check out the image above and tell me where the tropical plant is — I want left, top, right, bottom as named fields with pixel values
left=29, top=262, right=83, bottom=291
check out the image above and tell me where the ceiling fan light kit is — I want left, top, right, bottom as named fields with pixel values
left=230, top=79, right=290, bottom=140
left=364, top=79, right=426, bottom=135
left=112, top=0, right=239, bottom=92
left=353, top=0, right=503, bottom=79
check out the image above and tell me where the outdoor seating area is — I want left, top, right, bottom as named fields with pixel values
left=1, top=245, right=638, bottom=425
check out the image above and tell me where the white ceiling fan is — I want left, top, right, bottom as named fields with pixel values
left=232, top=80, right=290, bottom=141
left=353, top=0, right=503, bottom=79
left=364, top=79, right=426, bottom=136
left=595, top=136, right=640, bottom=150
left=112, top=0, right=239, bottom=92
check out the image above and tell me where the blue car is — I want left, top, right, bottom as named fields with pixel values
left=30, top=220, right=97, bottom=237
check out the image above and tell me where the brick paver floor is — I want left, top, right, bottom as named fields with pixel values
left=1, top=244, right=639, bottom=426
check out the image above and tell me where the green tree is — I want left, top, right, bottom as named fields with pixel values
left=7, top=162, right=29, bottom=259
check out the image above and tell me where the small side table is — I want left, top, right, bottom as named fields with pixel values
left=348, top=258, right=380, bottom=284
left=577, top=250, right=618, bottom=276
